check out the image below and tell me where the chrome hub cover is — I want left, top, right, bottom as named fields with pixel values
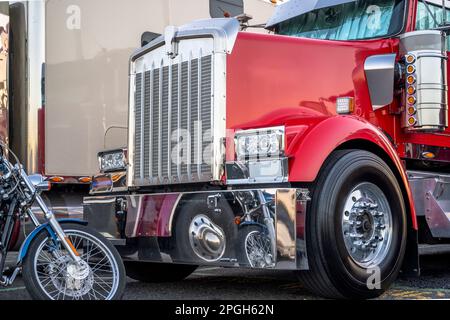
left=189, top=214, right=226, bottom=262
left=65, top=260, right=93, bottom=293
left=342, top=182, right=393, bottom=268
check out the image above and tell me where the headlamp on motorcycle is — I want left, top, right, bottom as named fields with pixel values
left=235, top=126, right=285, bottom=160
left=98, top=149, right=127, bottom=173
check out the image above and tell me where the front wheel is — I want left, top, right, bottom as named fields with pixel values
left=22, top=223, right=126, bottom=300
left=297, top=150, right=407, bottom=299
left=237, top=225, right=274, bottom=268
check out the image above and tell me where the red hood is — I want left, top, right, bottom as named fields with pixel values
left=226, top=31, right=399, bottom=131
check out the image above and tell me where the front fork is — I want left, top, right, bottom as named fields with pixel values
left=20, top=169, right=82, bottom=264
left=256, top=191, right=277, bottom=261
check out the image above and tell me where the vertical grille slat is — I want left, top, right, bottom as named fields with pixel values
left=151, top=69, right=160, bottom=178
left=134, top=73, right=143, bottom=180
left=133, top=53, right=213, bottom=185
left=190, top=57, right=198, bottom=178
left=143, top=70, right=151, bottom=179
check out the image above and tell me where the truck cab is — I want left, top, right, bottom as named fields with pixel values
left=85, top=0, right=450, bottom=299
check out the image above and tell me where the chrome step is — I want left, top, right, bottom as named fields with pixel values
left=408, top=170, right=450, bottom=238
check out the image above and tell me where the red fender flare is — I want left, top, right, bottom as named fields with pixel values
left=286, top=116, right=417, bottom=230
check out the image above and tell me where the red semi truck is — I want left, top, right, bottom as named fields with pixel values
left=84, top=0, right=450, bottom=299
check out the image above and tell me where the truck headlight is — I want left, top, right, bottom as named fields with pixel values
left=235, top=126, right=284, bottom=160
left=98, top=149, right=127, bottom=173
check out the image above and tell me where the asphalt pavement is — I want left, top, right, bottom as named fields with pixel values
left=1, top=253, right=450, bottom=300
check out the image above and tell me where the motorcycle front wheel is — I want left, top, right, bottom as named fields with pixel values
left=22, top=223, right=126, bottom=300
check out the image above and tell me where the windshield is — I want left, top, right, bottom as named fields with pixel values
left=276, top=0, right=406, bottom=41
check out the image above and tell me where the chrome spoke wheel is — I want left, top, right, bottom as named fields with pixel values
left=33, top=229, right=120, bottom=300
left=244, top=230, right=274, bottom=268
left=342, top=182, right=393, bottom=268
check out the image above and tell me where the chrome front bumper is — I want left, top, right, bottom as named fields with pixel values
left=83, top=188, right=310, bottom=270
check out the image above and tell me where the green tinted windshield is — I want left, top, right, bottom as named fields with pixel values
left=276, top=0, right=406, bottom=40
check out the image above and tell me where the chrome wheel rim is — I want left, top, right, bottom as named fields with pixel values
left=244, top=230, right=274, bottom=268
left=33, top=229, right=120, bottom=300
left=341, top=182, right=393, bottom=268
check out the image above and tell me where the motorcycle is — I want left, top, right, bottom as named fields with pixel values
left=0, top=143, right=126, bottom=300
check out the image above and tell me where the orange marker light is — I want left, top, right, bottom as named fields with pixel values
left=407, top=65, right=415, bottom=74
left=407, top=75, right=416, bottom=84
left=49, top=176, right=64, bottom=183
left=111, top=173, right=123, bottom=183
left=78, top=177, right=92, bottom=183
left=422, top=152, right=436, bottom=159
left=407, top=106, right=416, bottom=115
left=234, top=216, right=242, bottom=225
left=407, top=96, right=416, bottom=105
left=407, top=86, right=416, bottom=95
left=406, top=55, right=416, bottom=63
left=408, top=117, right=417, bottom=126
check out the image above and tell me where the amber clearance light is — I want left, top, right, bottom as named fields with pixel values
left=406, top=75, right=416, bottom=85
left=408, top=116, right=417, bottom=125
left=407, top=106, right=416, bottom=115
left=406, top=54, right=416, bottom=64
left=406, top=65, right=416, bottom=74
left=407, top=96, right=416, bottom=105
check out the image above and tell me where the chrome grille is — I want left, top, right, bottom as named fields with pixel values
left=133, top=55, right=213, bottom=185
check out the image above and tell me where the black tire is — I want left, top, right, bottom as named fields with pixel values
left=124, top=261, right=197, bottom=282
left=297, top=150, right=407, bottom=299
left=171, top=194, right=238, bottom=264
left=22, top=223, right=126, bottom=300
left=237, top=225, right=272, bottom=267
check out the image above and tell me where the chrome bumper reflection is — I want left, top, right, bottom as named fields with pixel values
left=83, top=188, right=310, bottom=270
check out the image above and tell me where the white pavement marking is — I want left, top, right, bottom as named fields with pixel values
left=0, top=286, right=26, bottom=292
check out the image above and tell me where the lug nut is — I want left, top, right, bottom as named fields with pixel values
left=377, top=224, right=386, bottom=230
left=373, top=211, right=384, bottom=217
left=350, top=233, right=363, bottom=239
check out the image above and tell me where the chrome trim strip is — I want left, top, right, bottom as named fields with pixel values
left=140, top=65, right=145, bottom=179
left=187, top=51, right=192, bottom=180
left=197, top=49, right=202, bottom=179
left=177, top=54, right=182, bottom=182
left=168, top=57, right=173, bottom=183
left=149, top=62, right=154, bottom=181
left=158, top=58, right=163, bottom=182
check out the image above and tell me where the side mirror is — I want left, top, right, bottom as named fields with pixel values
left=28, top=174, right=51, bottom=192
left=141, top=31, right=161, bottom=47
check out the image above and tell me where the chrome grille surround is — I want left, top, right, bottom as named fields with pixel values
left=127, top=18, right=240, bottom=187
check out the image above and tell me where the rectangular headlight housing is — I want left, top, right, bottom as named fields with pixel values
left=98, top=149, right=127, bottom=173
left=235, top=126, right=285, bottom=160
